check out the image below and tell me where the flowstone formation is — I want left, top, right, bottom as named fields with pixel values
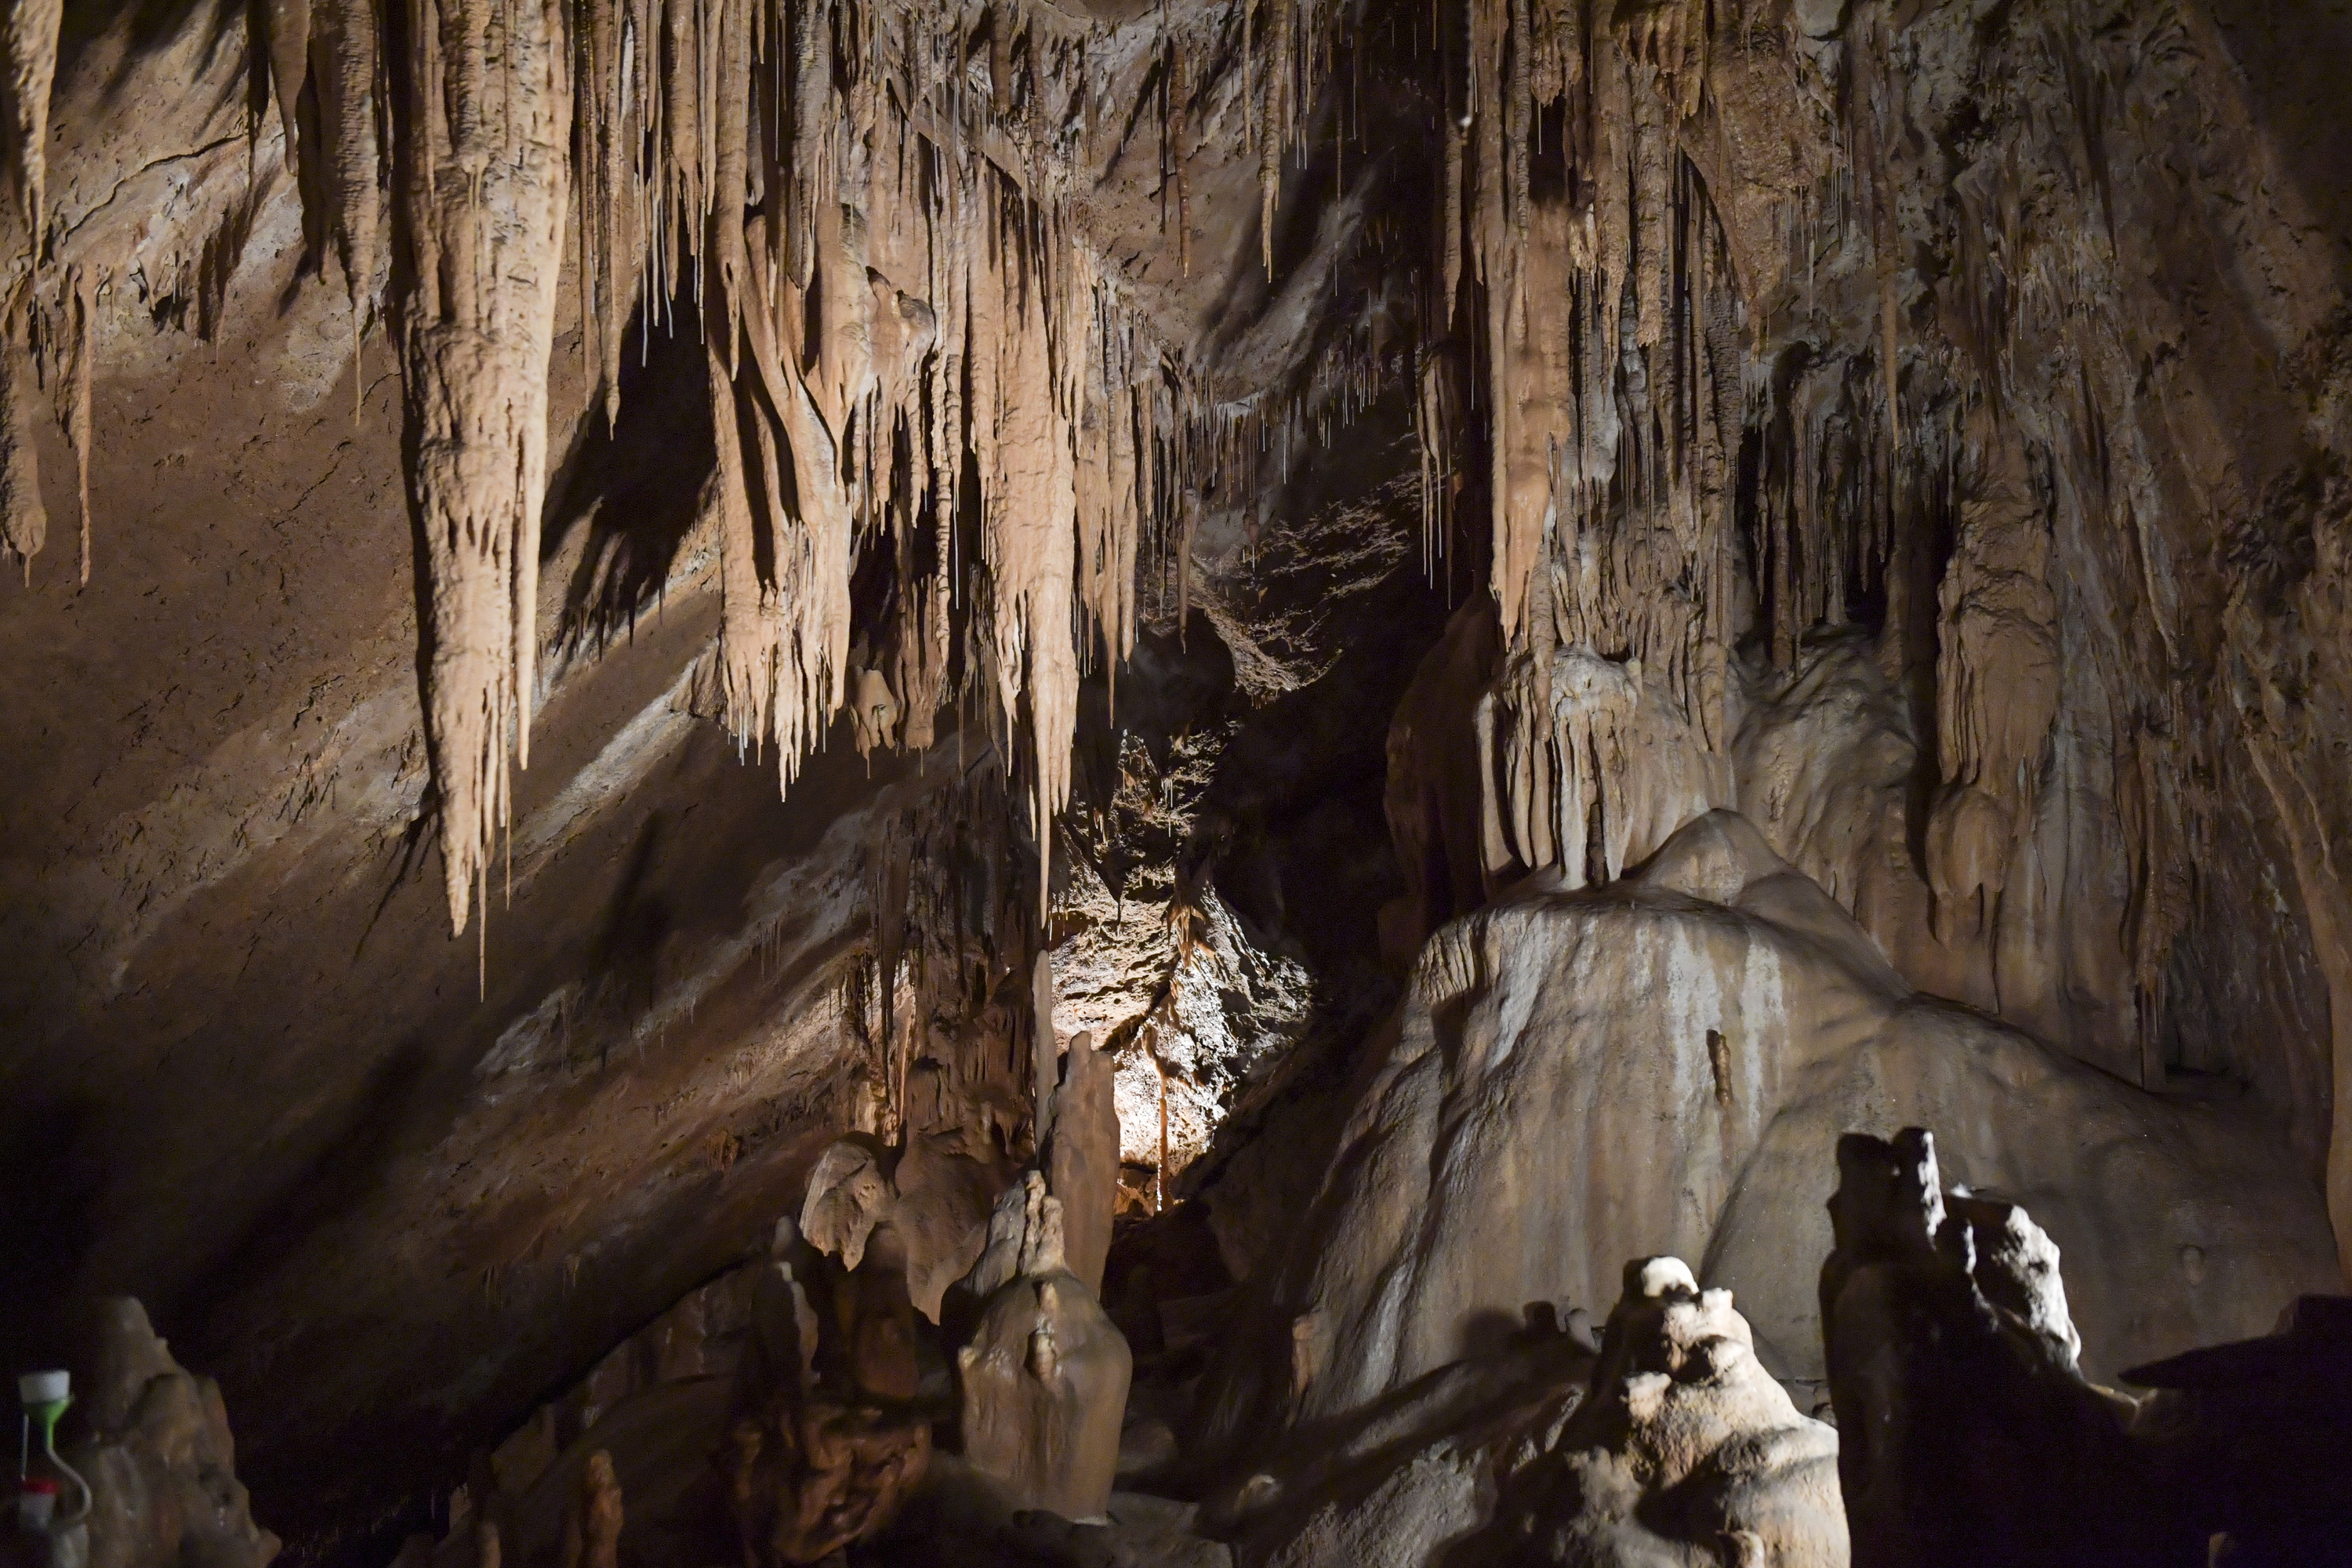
left=1201, top=809, right=2339, bottom=1441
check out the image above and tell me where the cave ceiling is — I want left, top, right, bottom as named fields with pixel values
left=1, top=0, right=2349, bottom=1557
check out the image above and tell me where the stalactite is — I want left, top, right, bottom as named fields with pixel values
left=248, top=0, right=1338, bottom=935
left=0, top=278, right=42, bottom=571
left=61, top=264, right=93, bottom=583
left=1, top=0, right=61, bottom=251
left=575, top=0, right=637, bottom=431
left=263, top=0, right=314, bottom=176
left=308, top=0, right=385, bottom=334
left=1437, top=0, right=1744, bottom=882
left=0, top=0, right=59, bottom=572
left=391, top=0, right=574, bottom=935
left=1258, top=0, right=1293, bottom=276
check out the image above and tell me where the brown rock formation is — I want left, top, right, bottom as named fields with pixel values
left=49, top=1300, right=280, bottom=1568
left=1206, top=810, right=2339, bottom=1446
left=1821, top=1126, right=2352, bottom=1566
left=1486, top=1258, right=1846, bottom=1567
left=557, top=1453, right=622, bottom=1568
left=958, top=1186, right=1133, bottom=1521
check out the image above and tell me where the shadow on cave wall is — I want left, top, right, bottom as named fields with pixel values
left=547, top=302, right=717, bottom=657
left=165, top=1041, right=434, bottom=1352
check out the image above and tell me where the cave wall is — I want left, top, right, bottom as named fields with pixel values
left=2, top=0, right=2350, bottom=1557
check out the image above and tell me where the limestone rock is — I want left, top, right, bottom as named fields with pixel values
left=1048, top=1032, right=1121, bottom=1294
left=800, top=1131, right=1007, bottom=1321
left=1216, top=1300, right=1592, bottom=1568
left=998, top=1502, right=1234, bottom=1568
left=1486, top=1258, right=1845, bottom=1566
left=1822, top=1127, right=2352, bottom=1566
left=55, top=1300, right=279, bottom=1568
left=959, top=1205, right=1133, bottom=1522
left=800, top=1142, right=895, bottom=1274
left=1208, top=811, right=2339, bottom=1444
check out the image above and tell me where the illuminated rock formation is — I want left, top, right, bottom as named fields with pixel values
left=1207, top=810, right=2339, bottom=1444
left=1487, top=1258, right=1846, bottom=1567
left=958, top=1175, right=1134, bottom=1520
left=5, top=1, right=2352, bottom=1562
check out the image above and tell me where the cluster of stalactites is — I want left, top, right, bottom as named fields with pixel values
left=632, top=0, right=1174, bottom=909
left=1430, top=0, right=1743, bottom=888
left=250, top=0, right=1314, bottom=936
left=390, top=0, right=575, bottom=939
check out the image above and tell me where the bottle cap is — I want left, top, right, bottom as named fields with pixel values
left=16, top=1371, right=69, bottom=1405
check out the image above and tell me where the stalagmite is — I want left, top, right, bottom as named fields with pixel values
left=958, top=1172, right=1133, bottom=1520
left=391, top=0, right=573, bottom=933
left=1045, top=1030, right=1117, bottom=1294
left=558, top=1453, right=622, bottom=1568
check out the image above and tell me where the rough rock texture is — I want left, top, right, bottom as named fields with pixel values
left=1047, top=1033, right=1122, bottom=1294
left=1206, top=809, right=2340, bottom=1446
left=49, top=1299, right=280, bottom=1568
left=1483, top=1258, right=1846, bottom=1567
left=1822, top=1127, right=2352, bottom=1566
left=1264, top=1441, right=1491, bottom=1568
left=1201, top=1298, right=1592, bottom=1568
left=8, top=0, right=2352, bottom=1560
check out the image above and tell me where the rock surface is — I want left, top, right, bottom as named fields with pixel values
left=1484, top=1258, right=1846, bottom=1567
left=1209, top=811, right=2341, bottom=1445
left=1822, top=1127, right=2352, bottom=1567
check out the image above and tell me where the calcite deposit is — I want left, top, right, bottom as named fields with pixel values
left=3, top=0, right=2351, bottom=1565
